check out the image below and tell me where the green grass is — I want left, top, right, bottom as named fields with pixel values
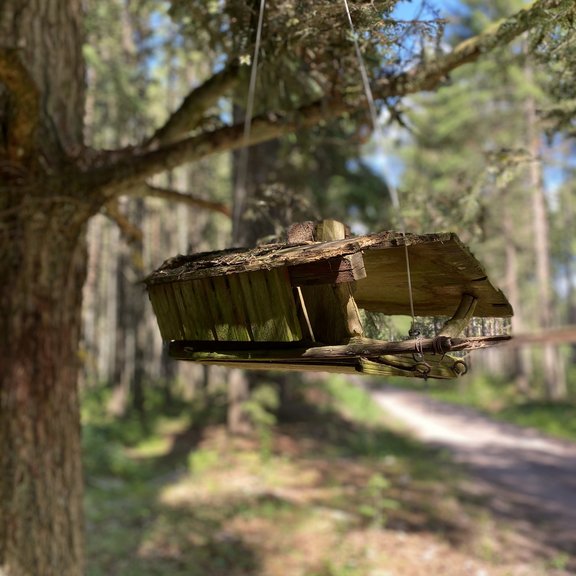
left=393, top=373, right=576, bottom=442
left=495, top=402, right=576, bottom=440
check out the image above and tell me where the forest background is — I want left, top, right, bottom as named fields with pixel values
left=83, top=0, right=575, bottom=413
left=1, top=0, right=576, bottom=574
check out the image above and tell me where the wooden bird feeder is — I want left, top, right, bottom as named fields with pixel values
left=144, top=220, right=512, bottom=379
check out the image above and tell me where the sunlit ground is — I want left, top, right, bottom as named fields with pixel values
left=84, top=383, right=572, bottom=576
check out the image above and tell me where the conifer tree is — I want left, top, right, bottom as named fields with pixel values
left=1, top=1, right=575, bottom=573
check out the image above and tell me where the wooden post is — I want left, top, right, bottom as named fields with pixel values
left=297, top=220, right=364, bottom=343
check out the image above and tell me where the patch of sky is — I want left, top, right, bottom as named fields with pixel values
left=359, top=1, right=466, bottom=191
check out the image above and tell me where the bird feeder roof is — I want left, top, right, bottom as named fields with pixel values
left=145, top=230, right=512, bottom=318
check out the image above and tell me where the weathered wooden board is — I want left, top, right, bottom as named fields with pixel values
left=288, top=253, right=366, bottom=286
left=354, top=235, right=512, bottom=317
left=145, top=230, right=512, bottom=320
left=147, top=268, right=302, bottom=342
left=167, top=334, right=505, bottom=379
left=143, top=231, right=415, bottom=284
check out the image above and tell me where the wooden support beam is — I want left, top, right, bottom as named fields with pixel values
left=440, top=293, right=478, bottom=337
left=297, top=220, right=364, bottom=343
left=288, top=253, right=366, bottom=286
left=169, top=334, right=511, bottom=362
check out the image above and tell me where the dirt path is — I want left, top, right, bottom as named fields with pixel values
left=369, top=385, right=576, bottom=563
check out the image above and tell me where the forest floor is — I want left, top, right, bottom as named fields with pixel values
left=84, top=382, right=575, bottom=576
left=368, top=384, right=576, bottom=574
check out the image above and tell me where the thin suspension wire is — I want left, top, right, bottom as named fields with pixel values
left=232, top=0, right=267, bottom=244
left=342, top=0, right=418, bottom=331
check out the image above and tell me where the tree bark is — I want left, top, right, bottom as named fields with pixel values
left=0, top=223, right=88, bottom=576
left=0, top=1, right=87, bottom=574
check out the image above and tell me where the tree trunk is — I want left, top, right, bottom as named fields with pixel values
left=502, top=206, right=531, bottom=394
left=525, top=79, right=566, bottom=400
left=0, top=224, right=88, bottom=576
left=0, top=1, right=87, bottom=574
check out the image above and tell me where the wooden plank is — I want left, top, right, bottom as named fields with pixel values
left=171, top=281, right=196, bottom=340
left=210, top=275, right=252, bottom=341
left=191, top=360, right=360, bottom=374
left=354, top=236, right=513, bottom=317
left=168, top=335, right=510, bottom=363
left=145, top=227, right=512, bottom=318
left=144, top=229, right=418, bottom=283
left=264, top=267, right=302, bottom=341
left=178, top=280, right=216, bottom=340
left=224, top=274, right=255, bottom=341
left=288, top=253, right=366, bottom=286
left=148, top=285, right=174, bottom=341
left=238, top=271, right=268, bottom=341
left=193, top=278, right=227, bottom=341
left=155, top=283, right=184, bottom=340
left=235, top=270, right=300, bottom=342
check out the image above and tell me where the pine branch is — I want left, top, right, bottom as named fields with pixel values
left=384, top=0, right=576, bottom=94
left=0, top=48, right=39, bottom=162
left=128, top=184, right=231, bottom=217
left=147, top=61, right=240, bottom=147
left=103, top=199, right=143, bottom=244
left=90, top=98, right=339, bottom=199
left=90, top=0, right=574, bottom=200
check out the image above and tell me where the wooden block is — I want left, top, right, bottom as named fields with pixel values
left=287, top=221, right=315, bottom=243
left=298, top=219, right=364, bottom=344
left=314, top=220, right=349, bottom=241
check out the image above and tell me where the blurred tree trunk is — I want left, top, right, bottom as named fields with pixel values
left=503, top=206, right=531, bottom=394
left=227, top=98, right=284, bottom=434
left=525, top=78, right=566, bottom=399
left=0, top=1, right=87, bottom=573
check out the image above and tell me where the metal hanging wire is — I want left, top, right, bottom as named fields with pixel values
left=234, top=0, right=420, bottom=348
left=342, top=0, right=419, bottom=340
left=232, top=0, right=267, bottom=244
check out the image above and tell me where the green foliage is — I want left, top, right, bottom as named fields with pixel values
left=496, top=402, right=576, bottom=441
left=358, top=473, right=399, bottom=529
left=321, top=376, right=384, bottom=426
left=83, top=423, right=143, bottom=481
left=167, top=0, right=429, bottom=113
left=188, top=448, right=220, bottom=475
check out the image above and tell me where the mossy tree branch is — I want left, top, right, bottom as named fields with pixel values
left=88, top=0, right=575, bottom=203
left=146, top=61, right=241, bottom=147
left=129, top=183, right=231, bottom=217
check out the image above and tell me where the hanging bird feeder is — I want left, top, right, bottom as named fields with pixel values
left=144, top=220, right=512, bottom=379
